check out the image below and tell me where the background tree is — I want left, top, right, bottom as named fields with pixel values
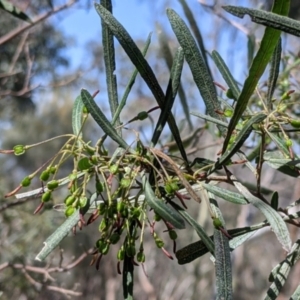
left=1, top=0, right=300, bottom=299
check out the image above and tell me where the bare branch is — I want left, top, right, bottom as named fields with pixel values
left=0, top=0, right=77, bottom=46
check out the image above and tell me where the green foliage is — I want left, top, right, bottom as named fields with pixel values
left=4, top=1, right=300, bottom=299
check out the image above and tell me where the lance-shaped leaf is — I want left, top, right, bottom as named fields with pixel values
left=100, top=0, right=120, bottom=130
left=81, top=89, right=129, bottom=150
left=176, top=222, right=267, bottom=264
left=94, top=3, right=188, bottom=163
left=0, top=0, right=32, bottom=23
left=176, top=212, right=300, bottom=264
left=72, top=95, right=84, bottom=137
left=265, top=240, right=300, bottom=300
left=214, top=113, right=267, bottom=170
left=223, top=5, right=300, bottom=38
left=158, top=27, right=192, bottom=130
left=212, top=50, right=240, bottom=101
left=264, top=151, right=300, bottom=177
left=190, top=111, right=228, bottom=128
left=167, top=8, right=226, bottom=135
left=222, top=1, right=290, bottom=152
left=267, top=38, right=282, bottom=109
left=151, top=47, right=184, bottom=146
left=123, top=248, right=134, bottom=300
left=178, top=0, right=213, bottom=80
left=170, top=201, right=214, bottom=256
left=202, top=183, right=248, bottom=205
left=265, top=131, right=290, bottom=157
left=214, top=229, right=233, bottom=300
left=142, top=175, right=185, bottom=229
left=231, top=175, right=292, bottom=251
left=36, top=209, right=80, bottom=261
left=113, top=33, right=151, bottom=126
left=290, top=285, right=300, bottom=300
left=36, top=193, right=97, bottom=261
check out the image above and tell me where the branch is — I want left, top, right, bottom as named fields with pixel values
left=0, top=0, right=77, bottom=46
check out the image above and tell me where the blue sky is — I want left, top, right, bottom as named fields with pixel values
left=56, top=1, right=196, bottom=70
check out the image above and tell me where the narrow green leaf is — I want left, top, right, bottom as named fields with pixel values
left=170, top=201, right=214, bottom=256
left=113, top=33, right=151, bottom=126
left=177, top=212, right=300, bottom=264
left=190, top=111, right=228, bottom=128
left=81, top=89, right=129, bottom=149
left=270, top=191, right=279, bottom=210
left=266, top=132, right=290, bottom=157
left=178, top=0, right=213, bottom=80
left=72, top=95, right=84, bottom=137
left=264, top=151, right=300, bottom=177
left=267, top=37, right=282, bottom=109
left=223, top=5, right=300, bottom=37
left=215, top=113, right=267, bottom=169
left=100, top=0, right=120, bottom=130
left=214, top=229, right=233, bottom=300
left=151, top=47, right=184, bottom=146
left=265, top=240, right=300, bottom=300
left=94, top=3, right=188, bottom=163
left=222, top=1, right=290, bottom=152
left=202, top=183, right=248, bottom=205
left=212, top=50, right=240, bottom=101
left=123, top=254, right=134, bottom=300
left=232, top=176, right=292, bottom=251
left=36, top=194, right=97, bottom=261
left=290, top=284, right=300, bottom=300
left=167, top=8, right=226, bottom=135
left=0, top=0, right=32, bottom=23
left=142, top=175, right=185, bottom=229
left=158, top=28, right=193, bottom=130
left=35, top=209, right=80, bottom=261
left=176, top=223, right=265, bottom=264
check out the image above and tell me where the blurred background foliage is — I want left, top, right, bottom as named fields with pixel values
left=1, top=0, right=300, bottom=299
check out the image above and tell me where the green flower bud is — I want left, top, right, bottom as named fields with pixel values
left=154, top=213, right=162, bottom=222
left=117, top=247, right=125, bottom=261
left=224, top=108, right=233, bottom=117
left=117, top=201, right=125, bottom=213
left=290, top=119, right=300, bottom=128
left=155, top=237, right=164, bottom=248
left=101, top=243, right=110, bottom=255
left=213, top=217, right=223, bottom=228
left=49, top=166, right=57, bottom=174
left=78, top=157, right=92, bottom=171
left=131, top=207, right=140, bottom=219
left=168, top=230, right=177, bottom=240
left=99, top=218, right=107, bottom=232
left=79, top=196, right=87, bottom=208
left=64, top=195, right=76, bottom=206
left=126, top=244, right=136, bottom=257
left=110, top=233, right=120, bottom=244
left=65, top=206, right=75, bottom=217
left=226, top=88, right=235, bottom=99
left=165, top=181, right=179, bottom=194
left=82, top=105, right=89, bottom=114
left=21, top=176, right=31, bottom=187
left=98, top=203, right=106, bottom=215
left=47, top=180, right=59, bottom=190
left=137, top=251, right=145, bottom=263
left=109, top=164, right=119, bottom=175
left=42, top=191, right=52, bottom=203
left=137, top=111, right=148, bottom=120
left=285, top=139, right=293, bottom=147
left=120, top=177, right=131, bottom=188
left=13, top=145, right=25, bottom=156
left=40, top=170, right=50, bottom=182
left=96, top=181, right=104, bottom=193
